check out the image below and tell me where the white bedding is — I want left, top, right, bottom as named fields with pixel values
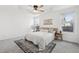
left=25, top=32, right=54, bottom=50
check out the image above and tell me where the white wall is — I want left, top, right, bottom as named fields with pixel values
left=39, top=6, right=79, bottom=43
left=0, top=6, right=33, bottom=40
left=76, top=7, right=79, bottom=42
left=0, top=5, right=79, bottom=43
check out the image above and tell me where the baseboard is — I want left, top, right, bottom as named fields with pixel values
left=0, top=35, right=25, bottom=41
left=63, top=40, right=79, bottom=45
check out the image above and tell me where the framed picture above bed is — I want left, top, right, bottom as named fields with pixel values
left=43, top=19, right=53, bottom=25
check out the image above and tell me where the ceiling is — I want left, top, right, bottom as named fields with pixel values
left=18, top=5, right=77, bottom=14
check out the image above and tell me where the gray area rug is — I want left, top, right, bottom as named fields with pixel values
left=15, top=39, right=56, bottom=53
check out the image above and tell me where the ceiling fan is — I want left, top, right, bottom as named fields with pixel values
left=33, top=5, right=44, bottom=12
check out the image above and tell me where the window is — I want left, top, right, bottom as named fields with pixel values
left=62, top=13, right=74, bottom=32
left=33, top=15, right=39, bottom=25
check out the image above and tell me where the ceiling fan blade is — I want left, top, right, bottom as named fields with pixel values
left=37, top=8, right=44, bottom=12
left=39, top=5, right=44, bottom=8
left=39, top=10, right=44, bottom=12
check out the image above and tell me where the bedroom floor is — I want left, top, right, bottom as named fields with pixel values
left=0, top=38, right=79, bottom=53
left=52, top=40, right=79, bottom=53
left=0, top=39, right=24, bottom=53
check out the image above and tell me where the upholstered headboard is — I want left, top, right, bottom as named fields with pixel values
left=40, top=18, right=58, bottom=32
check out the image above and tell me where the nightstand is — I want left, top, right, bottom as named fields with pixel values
left=54, top=31, right=63, bottom=40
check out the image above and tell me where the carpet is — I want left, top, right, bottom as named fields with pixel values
left=15, top=39, right=56, bottom=53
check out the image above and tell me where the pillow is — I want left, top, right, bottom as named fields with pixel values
left=40, top=29, right=48, bottom=32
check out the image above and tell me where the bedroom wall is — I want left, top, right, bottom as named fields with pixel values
left=0, top=6, right=33, bottom=40
left=76, top=7, right=79, bottom=43
left=39, top=6, right=79, bottom=43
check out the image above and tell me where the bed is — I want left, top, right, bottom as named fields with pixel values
left=25, top=32, right=54, bottom=51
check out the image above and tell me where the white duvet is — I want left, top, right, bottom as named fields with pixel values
left=25, top=32, right=54, bottom=50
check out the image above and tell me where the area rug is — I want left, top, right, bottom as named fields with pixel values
left=15, top=39, right=56, bottom=53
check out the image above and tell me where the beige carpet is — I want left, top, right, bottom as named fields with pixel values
left=52, top=40, right=79, bottom=53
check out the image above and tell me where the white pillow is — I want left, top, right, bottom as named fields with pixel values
left=40, top=29, right=48, bottom=32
